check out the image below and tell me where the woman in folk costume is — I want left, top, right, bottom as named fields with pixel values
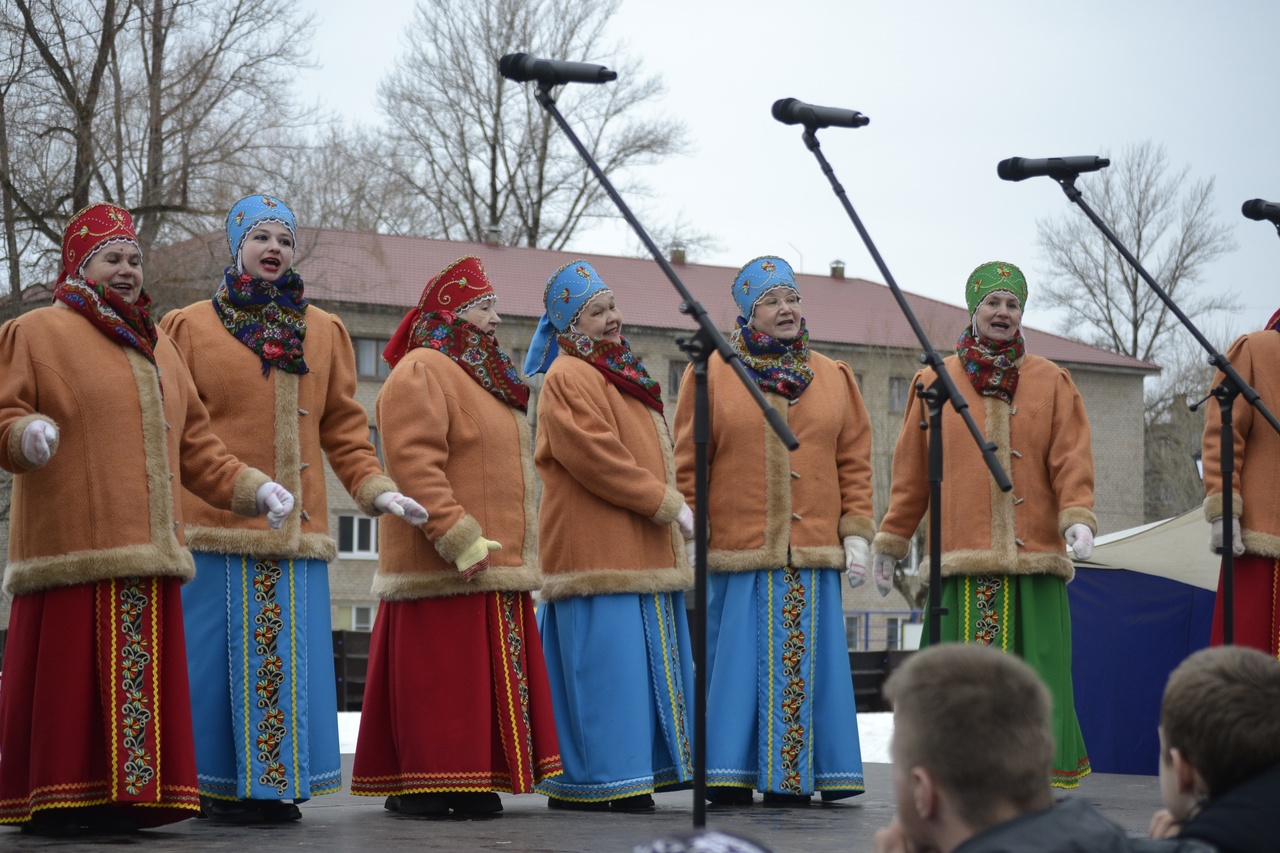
left=0, top=204, right=293, bottom=836
left=160, top=195, right=427, bottom=823
left=673, top=256, right=873, bottom=807
left=351, top=256, right=561, bottom=818
left=523, top=260, right=696, bottom=812
left=871, top=261, right=1096, bottom=788
left=1200, top=308, right=1280, bottom=654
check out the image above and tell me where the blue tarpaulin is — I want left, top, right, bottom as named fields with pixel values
left=1068, top=564, right=1215, bottom=776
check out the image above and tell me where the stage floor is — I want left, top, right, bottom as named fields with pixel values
left=2, top=755, right=1164, bottom=852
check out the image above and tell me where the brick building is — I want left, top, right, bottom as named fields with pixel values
left=0, top=229, right=1156, bottom=643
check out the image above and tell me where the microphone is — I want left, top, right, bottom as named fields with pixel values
left=997, top=156, right=1111, bottom=182
left=1242, top=198, right=1280, bottom=224
left=771, top=98, right=869, bottom=130
left=498, top=53, right=617, bottom=86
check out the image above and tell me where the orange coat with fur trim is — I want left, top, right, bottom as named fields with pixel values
left=161, top=301, right=394, bottom=561
left=873, top=354, right=1096, bottom=580
left=0, top=305, right=269, bottom=596
left=372, top=347, right=540, bottom=599
left=1202, top=330, right=1280, bottom=557
left=534, top=354, right=692, bottom=602
left=673, top=353, right=875, bottom=571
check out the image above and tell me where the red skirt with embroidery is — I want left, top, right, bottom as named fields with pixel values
left=350, top=591, right=562, bottom=796
left=1210, top=553, right=1280, bottom=655
left=0, top=578, right=200, bottom=826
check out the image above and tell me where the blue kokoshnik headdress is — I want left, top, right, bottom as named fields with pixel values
left=522, top=259, right=612, bottom=375
left=226, top=195, right=298, bottom=270
left=732, top=255, right=800, bottom=321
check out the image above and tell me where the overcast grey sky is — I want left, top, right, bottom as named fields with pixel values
left=299, top=0, right=1280, bottom=351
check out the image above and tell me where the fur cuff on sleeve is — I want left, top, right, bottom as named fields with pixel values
left=8, top=414, right=59, bottom=471
left=1203, top=493, right=1243, bottom=523
left=839, top=514, right=875, bottom=543
left=354, top=473, right=398, bottom=516
left=232, top=467, right=273, bottom=517
left=1057, top=506, right=1098, bottom=536
left=434, top=514, right=484, bottom=565
left=872, top=530, right=911, bottom=562
left=651, top=487, right=684, bottom=525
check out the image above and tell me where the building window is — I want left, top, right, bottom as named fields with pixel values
left=338, top=515, right=378, bottom=558
left=368, top=425, right=384, bottom=466
left=844, top=612, right=862, bottom=651
left=353, top=337, right=391, bottom=379
left=886, top=616, right=902, bottom=651
left=669, top=360, right=688, bottom=400
left=889, top=377, right=911, bottom=414
left=351, top=605, right=374, bottom=632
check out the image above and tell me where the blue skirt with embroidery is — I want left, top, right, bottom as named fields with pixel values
left=535, top=591, right=695, bottom=802
left=704, top=566, right=864, bottom=798
left=183, top=552, right=341, bottom=802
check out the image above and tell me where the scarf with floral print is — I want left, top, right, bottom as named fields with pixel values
left=956, top=326, right=1025, bottom=404
left=556, top=330, right=663, bottom=413
left=1267, top=307, right=1280, bottom=332
left=409, top=310, right=529, bottom=411
left=54, top=278, right=158, bottom=366
left=730, top=317, right=814, bottom=401
left=212, top=266, right=309, bottom=376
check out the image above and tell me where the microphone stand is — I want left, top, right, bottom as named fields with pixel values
left=1044, top=174, right=1280, bottom=644
left=788, top=126, right=1012, bottom=647
left=526, top=80, right=799, bottom=830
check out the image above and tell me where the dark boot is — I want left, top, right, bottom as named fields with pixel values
left=445, top=792, right=503, bottom=817
left=254, top=799, right=302, bottom=823
left=762, top=791, right=811, bottom=806
left=610, top=793, right=655, bottom=812
left=200, top=796, right=263, bottom=825
left=395, top=793, right=450, bottom=818
left=707, top=786, right=754, bottom=806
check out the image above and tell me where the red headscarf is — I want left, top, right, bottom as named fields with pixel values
left=384, top=255, right=497, bottom=368
left=53, top=204, right=158, bottom=365
left=59, top=203, right=139, bottom=284
left=383, top=256, right=529, bottom=410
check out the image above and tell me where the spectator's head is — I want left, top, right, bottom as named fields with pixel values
left=884, top=644, right=1055, bottom=851
left=1159, top=646, right=1280, bottom=820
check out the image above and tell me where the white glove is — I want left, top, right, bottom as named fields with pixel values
left=872, top=552, right=896, bottom=598
left=20, top=420, right=57, bottom=468
left=256, top=482, right=294, bottom=530
left=675, top=502, right=694, bottom=541
left=843, top=535, right=869, bottom=589
left=1210, top=517, right=1245, bottom=556
left=684, top=539, right=697, bottom=568
left=374, top=491, right=429, bottom=526
left=1064, top=523, right=1094, bottom=561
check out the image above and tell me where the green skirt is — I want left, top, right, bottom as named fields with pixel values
left=921, top=573, right=1090, bottom=788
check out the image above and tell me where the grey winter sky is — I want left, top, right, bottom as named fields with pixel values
left=299, top=0, right=1280, bottom=353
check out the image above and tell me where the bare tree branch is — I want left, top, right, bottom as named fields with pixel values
left=363, top=0, right=688, bottom=249
left=1034, top=140, right=1238, bottom=364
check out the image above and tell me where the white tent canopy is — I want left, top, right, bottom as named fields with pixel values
left=1074, top=509, right=1220, bottom=591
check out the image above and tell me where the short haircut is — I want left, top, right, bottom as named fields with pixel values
left=1160, top=646, right=1280, bottom=797
left=884, top=644, right=1054, bottom=827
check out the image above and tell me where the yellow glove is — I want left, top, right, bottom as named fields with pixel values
left=455, top=536, right=502, bottom=580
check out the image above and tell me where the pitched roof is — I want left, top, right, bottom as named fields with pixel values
left=151, top=228, right=1157, bottom=373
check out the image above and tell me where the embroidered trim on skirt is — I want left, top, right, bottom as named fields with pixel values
left=703, top=566, right=865, bottom=798
left=350, top=591, right=562, bottom=795
left=926, top=573, right=1091, bottom=788
left=183, top=552, right=341, bottom=802
left=0, top=578, right=200, bottom=826
left=534, top=591, right=694, bottom=802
